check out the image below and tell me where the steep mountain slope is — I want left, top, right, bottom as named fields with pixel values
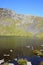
left=0, top=8, right=43, bottom=38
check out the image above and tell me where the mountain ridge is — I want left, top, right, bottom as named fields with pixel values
left=0, top=8, right=43, bottom=38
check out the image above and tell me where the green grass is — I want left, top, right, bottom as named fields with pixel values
left=36, top=32, right=43, bottom=39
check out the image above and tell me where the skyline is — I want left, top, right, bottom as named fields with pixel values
left=0, top=0, right=43, bottom=17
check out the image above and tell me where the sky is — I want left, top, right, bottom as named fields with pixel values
left=0, top=0, right=43, bottom=17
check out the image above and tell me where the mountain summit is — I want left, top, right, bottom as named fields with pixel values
left=0, top=8, right=16, bottom=18
left=0, top=8, right=43, bottom=38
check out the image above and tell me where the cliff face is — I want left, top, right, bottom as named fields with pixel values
left=0, top=8, right=43, bottom=38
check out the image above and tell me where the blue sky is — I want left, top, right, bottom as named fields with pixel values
left=0, top=0, right=43, bottom=17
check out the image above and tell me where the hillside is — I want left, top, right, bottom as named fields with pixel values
left=0, top=8, right=43, bottom=38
